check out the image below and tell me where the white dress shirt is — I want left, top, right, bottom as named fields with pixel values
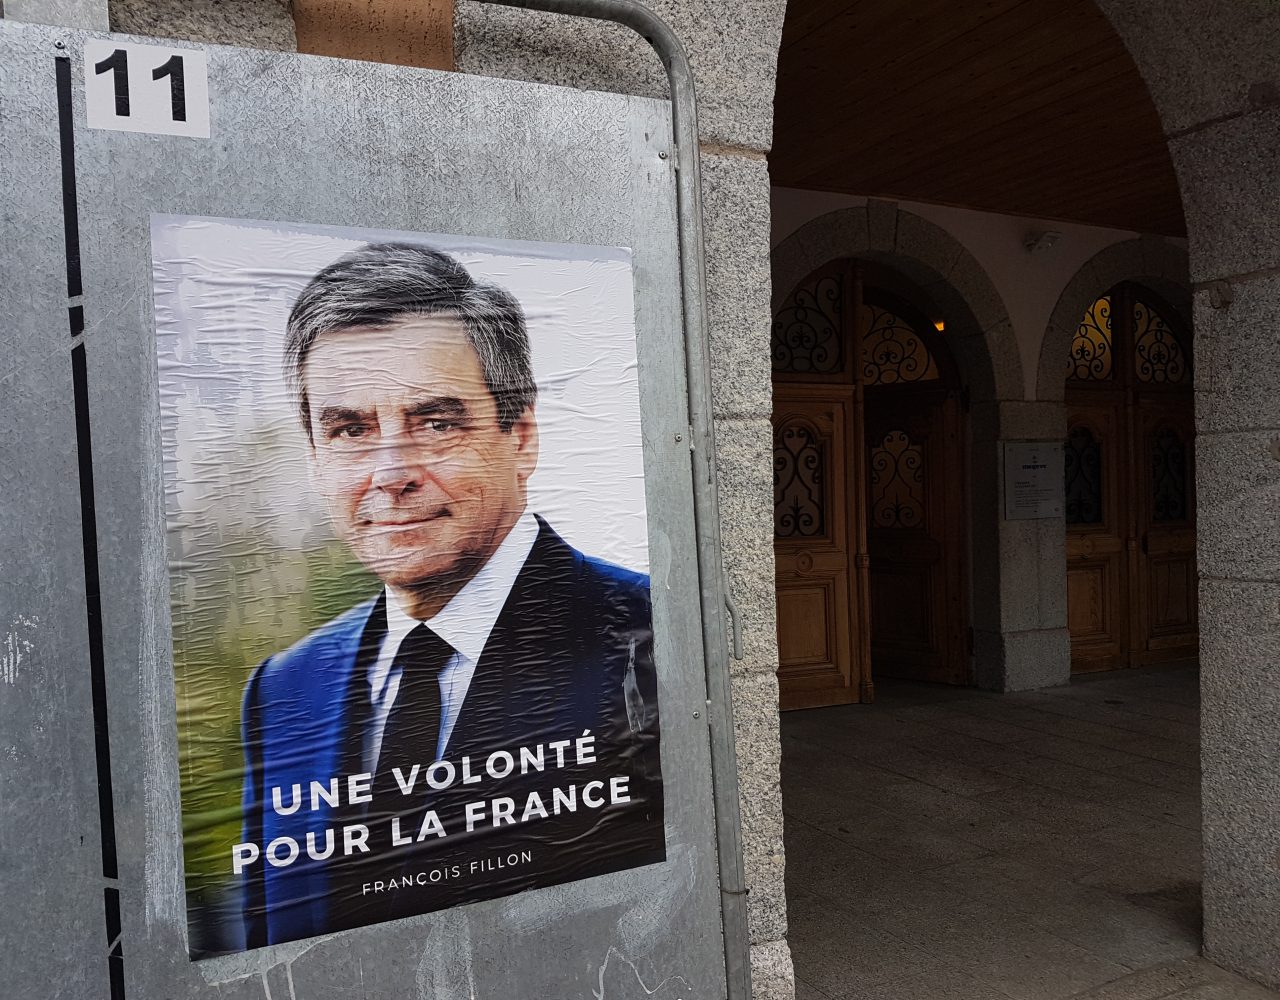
left=363, top=511, right=540, bottom=772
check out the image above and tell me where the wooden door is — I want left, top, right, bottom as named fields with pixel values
left=863, top=388, right=968, bottom=684
left=1065, top=401, right=1129, bottom=671
left=1131, top=397, right=1198, bottom=663
left=773, top=388, right=866, bottom=709
left=771, top=262, right=971, bottom=705
left=1065, top=287, right=1197, bottom=671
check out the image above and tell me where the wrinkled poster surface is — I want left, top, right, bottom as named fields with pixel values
left=153, top=216, right=664, bottom=958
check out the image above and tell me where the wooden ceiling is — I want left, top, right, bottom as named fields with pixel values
left=770, top=0, right=1185, bottom=236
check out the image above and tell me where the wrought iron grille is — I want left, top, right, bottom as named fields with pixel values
left=774, top=420, right=826, bottom=537
left=772, top=275, right=843, bottom=374
left=1068, top=296, right=1113, bottom=381
left=1152, top=426, right=1189, bottom=521
left=1064, top=424, right=1103, bottom=524
left=1134, top=300, right=1188, bottom=384
left=861, top=305, right=939, bottom=385
left=869, top=429, right=925, bottom=528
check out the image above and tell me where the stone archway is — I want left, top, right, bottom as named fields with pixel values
left=1037, top=236, right=1191, bottom=402
left=1073, top=11, right=1280, bottom=978
left=1045, top=238, right=1197, bottom=673
left=771, top=202, right=1071, bottom=693
left=772, top=201, right=1018, bottom=402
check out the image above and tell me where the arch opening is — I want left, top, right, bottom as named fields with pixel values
left=765, top=2, right=1212, bottom=997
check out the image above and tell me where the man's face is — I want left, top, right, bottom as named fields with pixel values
left=302, top=315, right=538, bottom=592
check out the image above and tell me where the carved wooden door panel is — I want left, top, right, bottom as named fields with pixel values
left=1065, top=402, right=1129, bottom=672
left=771, top=264, right=967, bottom=704
left=863, top=390, right=967, bottom=684
left=773, top=388, right=865, bottom=709
left=1132, top=397, right=1198, bottom=663
left=1065, top=287, right=1196, bottom=672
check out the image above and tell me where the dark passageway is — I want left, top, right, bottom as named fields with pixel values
left=780, top=666, right=1277, bottom=999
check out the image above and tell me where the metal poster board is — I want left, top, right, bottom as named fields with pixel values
left=1, top=17, right=736, bottom=999
left=1003, top=441, right=1065, bottom=520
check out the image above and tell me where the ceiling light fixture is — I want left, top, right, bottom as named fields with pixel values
left=1024, top=230, right=1062, bottom=254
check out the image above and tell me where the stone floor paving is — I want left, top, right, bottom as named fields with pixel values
left=781, top=664, right=1279, bottom=1000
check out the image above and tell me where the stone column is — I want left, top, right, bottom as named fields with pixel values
left=970, top=401, right=1071, bottom=692
left=108, top=0, right=296, bottom=50
left=1194, top=267, right=1280, bottom=985
left=1095, top=0, right=1280, bottom=987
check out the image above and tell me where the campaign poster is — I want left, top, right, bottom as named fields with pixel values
left=152, top=216, right=665, bottom=958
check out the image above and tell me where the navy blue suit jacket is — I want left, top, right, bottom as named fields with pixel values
left=239, top=518, right=664, bottom=947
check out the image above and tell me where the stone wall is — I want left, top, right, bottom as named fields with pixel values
left=1091, top=0, right=1280, bottom=987
left=111, top=0, right=295, bottom=49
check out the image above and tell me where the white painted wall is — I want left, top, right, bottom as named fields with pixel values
left=770, top=188, right=1185, bottom=400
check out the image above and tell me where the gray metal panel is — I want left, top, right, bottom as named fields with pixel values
left=3, top=0, right=110, bottom=31
left=0, top=26, right=109, bottom=999
left=1, top=19, right=727, bottom=1000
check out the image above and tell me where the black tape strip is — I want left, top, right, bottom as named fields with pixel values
left=104, top=886, right=121, bottom=944
left=60, top=56, right=125, bottom=1000
left=104, top=888, right=125, bottom=1000
left=72, top=344, right=119, bottom=882
left=55, top=57, right=83, bottom=299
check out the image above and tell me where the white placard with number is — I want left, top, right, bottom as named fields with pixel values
left=83, top=39, right=209, bottom=138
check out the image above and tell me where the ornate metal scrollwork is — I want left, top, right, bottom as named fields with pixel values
left=861, top=305, right=939, bottom=385
left=1064, top=424, right=1103, bottom=524
left=1152, top=426, right=1189, bottom=521
left=774, top=420, right=826, bottom=538
left=1134, top=300, right=1188, bottom=384
left=772, top=275, right=843, bottom=374
left=869, top=430, right=925, bottom=528
left=1068, top=296, right=1113, bottom=381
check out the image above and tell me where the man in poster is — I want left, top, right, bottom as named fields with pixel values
left=238, top=243, right=664, bottom=946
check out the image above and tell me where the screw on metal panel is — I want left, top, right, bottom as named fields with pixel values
left=55, top=41, right=66, bottom=49
left=674, top=432, right=683, bottom=442
left=692, top=711, right=700, bottom=718
left=658, top=150, right=668, bottom=159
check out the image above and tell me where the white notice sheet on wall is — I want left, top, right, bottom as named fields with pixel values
left=1003, top=442, right=1064, bottom=520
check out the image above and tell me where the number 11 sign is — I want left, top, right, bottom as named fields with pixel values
left=83, top=39, right=210, bottom=138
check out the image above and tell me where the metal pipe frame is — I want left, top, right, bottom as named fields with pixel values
left=470, top=2, right=751, bottom=996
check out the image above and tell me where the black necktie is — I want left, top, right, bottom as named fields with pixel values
left=371, top=625, right=455, bottom=838
left=366, top=624, right=455, bottom=850
left=328, top=624, right=455, bottom=927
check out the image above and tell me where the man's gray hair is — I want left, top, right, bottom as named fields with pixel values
left=284, top=242, right=536, bottom=439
